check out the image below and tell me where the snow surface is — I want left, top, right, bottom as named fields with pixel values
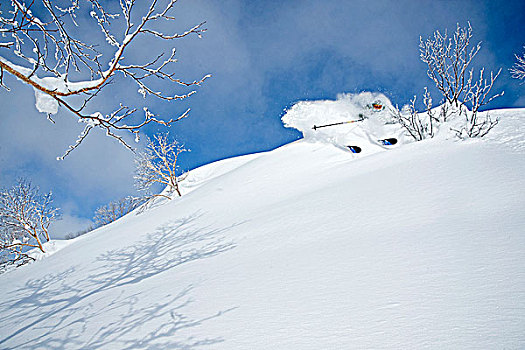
left=27, top=240, right=74, bottom=261
left=0, top=94, right=524, bottom=349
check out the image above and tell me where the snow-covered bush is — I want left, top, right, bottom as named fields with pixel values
left=93, top=196, right=145, bottom=228
left=402, top=22, right=503, bottom=139
left=134, top=133, right=187, bottom=199
left=0, top=179, right=60, bottom=270
left=510, top=47, right=525, bottom=80
left=0, top=1, right=209, bottom=159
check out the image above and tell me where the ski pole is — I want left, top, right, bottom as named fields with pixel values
left=312, top=115, right=364, bottom=130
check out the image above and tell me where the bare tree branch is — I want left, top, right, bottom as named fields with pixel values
left=389, top=88, right=438, bottom=141
left=0, top=0, right=210, bottom=158
left=510, top=46, right=525, bottom=81
left=453, top=68, right=502, bottom=138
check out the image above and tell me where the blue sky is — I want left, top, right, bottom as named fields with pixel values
left=1, top=0, right=524, bottom=237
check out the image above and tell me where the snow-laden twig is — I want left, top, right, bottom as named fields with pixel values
left=0, top=0, right=209, bottom=158
left=452, top=68, right=503, bottom=138
left=389, top=88, right=439, bottom=141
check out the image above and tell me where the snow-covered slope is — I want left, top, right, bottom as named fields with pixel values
left=0, top=97, right=524, bottom=349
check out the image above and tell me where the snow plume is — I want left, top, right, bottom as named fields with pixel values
left=282, top=92, right=403, bottom=150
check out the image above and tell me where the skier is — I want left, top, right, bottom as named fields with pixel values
left=311, top=108, right=397, bottom=154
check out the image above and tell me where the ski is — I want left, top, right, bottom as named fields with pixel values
left=346, top=138, right=397, bottom=154
left=378, top=138, right=397, bottom=145
left=312, top=115, right=365, bottom=130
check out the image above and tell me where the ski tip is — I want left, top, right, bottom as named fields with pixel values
left=378, top=138, right=398, bottom=146
left=347, top=146, right=362, bottom=153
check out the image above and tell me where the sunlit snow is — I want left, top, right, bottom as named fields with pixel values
left=0, top=93, right=524, bottom=349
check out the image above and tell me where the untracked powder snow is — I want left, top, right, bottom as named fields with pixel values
left=0, top=93, right=524, bottom=349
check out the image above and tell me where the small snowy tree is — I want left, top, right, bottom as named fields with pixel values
left=0, top=179, right=60, bottom=269
left=93, top=196, right=144, bottom=227
left=134, top=133, right=187, bottom=199
left=0, top=0, right=210, bottom=159
left=510, top=47, right=525, bottom=80
left=416, top=22, right=502, bottom=138
left=420, top=23, right=502, bottom=108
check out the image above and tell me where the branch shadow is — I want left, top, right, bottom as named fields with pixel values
left=0, top=212, right=240, bottom=349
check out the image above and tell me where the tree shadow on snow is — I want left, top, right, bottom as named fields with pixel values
left=0, top=212, right=240, bottom=349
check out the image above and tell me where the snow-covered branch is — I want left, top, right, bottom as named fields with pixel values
left=389, top=89, right=438, bottom=141
left=0, top=0, right=209, bottom=158
left=419, top=22, right=481, bottom=107
left=454, top=68, right=502, bottom=138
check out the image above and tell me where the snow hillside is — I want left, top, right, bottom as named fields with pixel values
left=0, top=94, right=525, bottom=349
